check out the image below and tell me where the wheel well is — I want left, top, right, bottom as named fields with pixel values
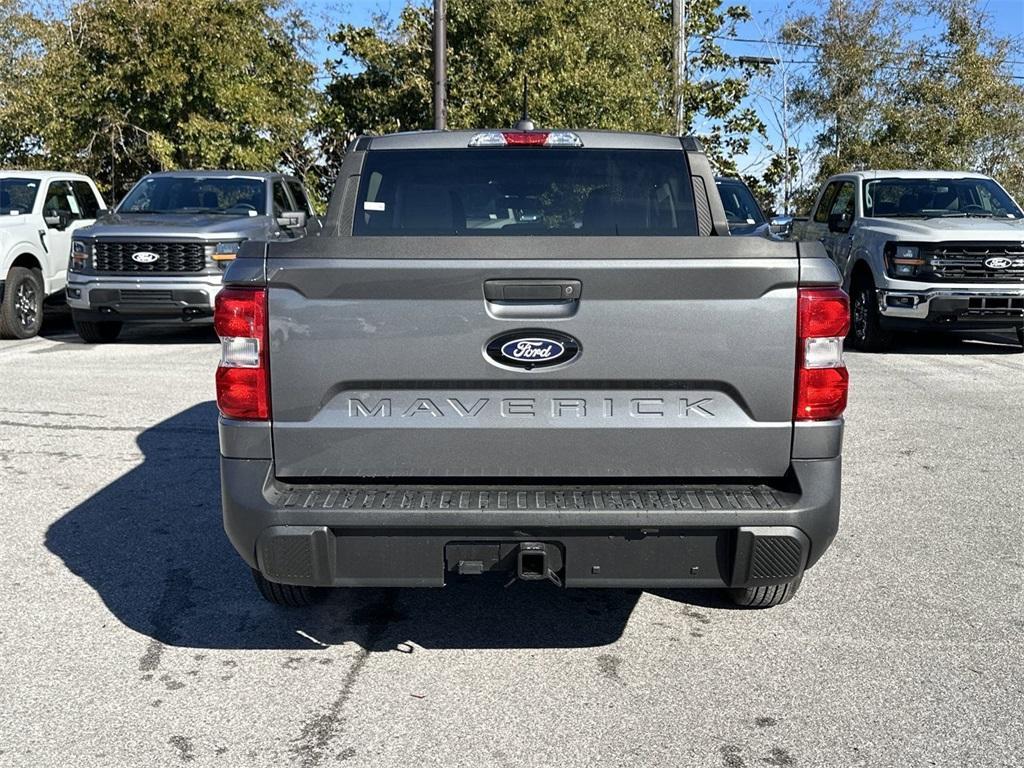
left=849, top=260, right=874, bottom=290
left=9, top=253, right=42, bottom=274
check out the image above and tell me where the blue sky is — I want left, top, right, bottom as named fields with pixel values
left=303, top=0, right=1024, bottom=71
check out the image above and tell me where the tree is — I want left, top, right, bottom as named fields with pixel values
left=782, top=0, right=903, bottom=184
left=872, top=2, right=1024, bottom=201
left=0, top=0, right=45, bottom=162
left=1, top=0, right=318, bottom=198
left=320, top=0, right=773, bottom=178
left=783, top=0, right=1024, bottom=207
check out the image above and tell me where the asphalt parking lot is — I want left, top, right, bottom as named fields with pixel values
left=1, top=318, right=1021, bottom=768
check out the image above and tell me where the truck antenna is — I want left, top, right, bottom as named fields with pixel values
left=515, top=75, right=534, bottom=131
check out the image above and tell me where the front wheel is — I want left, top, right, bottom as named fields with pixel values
left=850, top=277, right=890, bottom=352
left=72, top=313, right=122, bottom=343
left=729, top=574, right=803, bottom=608
left=0, top=266, right=45, bottom=339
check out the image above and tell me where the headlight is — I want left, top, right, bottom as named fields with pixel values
left=212, top=241, right=245, bottom=270
left=886, top=244, right=925, bottom=278
left=70, top=239, right=91, bottom=272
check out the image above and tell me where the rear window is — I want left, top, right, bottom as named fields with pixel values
left=354, top=149, right=699, bottom=236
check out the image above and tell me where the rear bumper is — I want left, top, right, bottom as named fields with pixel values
left=66, top=273, right=222, bottom=322
left=877, top=286, right=1024, bottom=329
left=220, top=456, right=842, bottom=589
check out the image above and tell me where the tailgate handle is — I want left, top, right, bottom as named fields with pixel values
left=483, top=279, right=581, bottom=302
left=483, top=279, right=582, bottom=319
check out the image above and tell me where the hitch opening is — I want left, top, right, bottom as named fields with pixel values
left=518, top=543, right=549, bottom=581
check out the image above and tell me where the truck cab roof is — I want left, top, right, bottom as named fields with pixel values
left=824, top=170, right=994, bottom=182
left=353, top=129, right=702, bottom=152
left=140, top=170, right=301, bottom=182
left=0, top=170, right=97, bottom=183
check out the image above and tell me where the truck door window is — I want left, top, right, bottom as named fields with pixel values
left=272, top=182, right=293, bottom=216
left=72, top=181, right=101, bottom=218
left=813, top=182, right=840, bottom=223
left=0, top=178, right=40, bottom=214
left=43, top=181, right=81, bottom=219
left=286, top=181, right=312, bottom=215
left=829, top=183, right=855, bottom=220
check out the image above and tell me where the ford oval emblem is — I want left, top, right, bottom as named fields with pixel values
left=984, top=256, right=1012, bottom=269
left=131, top=251, right=160, bottom=264
left=485, top=330, right=580, bottom=370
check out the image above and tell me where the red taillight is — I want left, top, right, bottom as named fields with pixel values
left=798, top=289, right=850, bottom=338
left=501, top=131, right=549, bottom=146
left=214, top=287, right=269, bottom=420
left=795, top=288, right=850, bottom=421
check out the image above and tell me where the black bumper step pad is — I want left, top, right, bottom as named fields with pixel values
left=276, top=485, right=785, bottom=512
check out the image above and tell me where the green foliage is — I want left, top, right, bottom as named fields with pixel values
left=785, top=0, right=1024, bottom=208
left=680, top=0, right=769, bottom=173
left=321, top=0, right=769, bottom=177
left=0, top=0, right=318, bottom=197
left=873, top=3, right=1024, bottom=201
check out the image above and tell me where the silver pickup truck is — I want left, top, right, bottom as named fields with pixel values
left=67, top=170, right=315, bottom=342
left=216, top=128, right=850, bottom=609
left=794, top=170, right=1024, bottom=350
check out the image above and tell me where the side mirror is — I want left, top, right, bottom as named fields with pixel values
left=827, top=211, right=852, bottom=234
left=95, top=208, right=110, bottom=220
left=276, top=210, right=307, bottom=229
left=768, top=215, right=794, bottom=239
left=44, top=210, right=73, bottom=230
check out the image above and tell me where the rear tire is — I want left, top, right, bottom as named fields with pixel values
left=0, top=266, right=45, bottom=339
left=850, top=276, right=890, bottom=352
left=73, top=313, right=122, bottom=343
left=729, top=574, right=803, bottom=608
left=252, top=569, right=320, bottom=607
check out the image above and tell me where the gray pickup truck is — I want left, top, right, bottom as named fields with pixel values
left=67, top=170, right=315, bottom=342
left=216, top=128, right=850, bottom=609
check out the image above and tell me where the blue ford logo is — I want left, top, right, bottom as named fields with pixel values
left=486, top=330, right=580, bottom=370
left=501, top=337, right=565, bottom=362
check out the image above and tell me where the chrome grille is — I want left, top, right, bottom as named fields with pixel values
left=924, top=243, right=1024, bottom=282
left=93, top=241, right=206, bottom=273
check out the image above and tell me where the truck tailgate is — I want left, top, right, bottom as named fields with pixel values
left=267, top=239, right=797, bottom=479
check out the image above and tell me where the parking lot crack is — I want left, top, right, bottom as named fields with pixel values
left=290, top=591, right=398, bottom=768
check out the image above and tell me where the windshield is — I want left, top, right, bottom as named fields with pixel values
left=118, top=176, right=267, bottom=215
left=716, top=180, right=766, bottom=230
left=354, top=149, right=698, bottom=236
left=0, top=178, right=41, bottom=215
left=863, top=177, right=1022, bottom=219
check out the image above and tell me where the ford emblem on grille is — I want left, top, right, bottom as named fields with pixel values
left=485, top=330, right=580, bottom=370
left=131, top=251, right=160, bottom=264
left=983, top=256, right=1013, bottom=269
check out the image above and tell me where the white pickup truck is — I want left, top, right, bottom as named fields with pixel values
left=794, top=170, right=1024, bottom=350
left=0, top=171, right=107, bottom=338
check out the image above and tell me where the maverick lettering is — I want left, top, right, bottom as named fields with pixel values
left=348, top=396, right=715, bottom=419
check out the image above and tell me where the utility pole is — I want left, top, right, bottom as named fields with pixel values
left=433, top=0, right=447, bottom=130
left=781, top=68, right=789, bottom=215
left=672, top=0, right=687, bottom=135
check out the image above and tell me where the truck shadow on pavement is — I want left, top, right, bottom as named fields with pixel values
left=45, top=402, right=639, bottom=652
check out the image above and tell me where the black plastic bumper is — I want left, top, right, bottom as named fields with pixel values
left=221, top=457, right=842, bottom=589
left=69, top=287, right=214, bottom=322
left=882, top=294, right=1024, bottom=330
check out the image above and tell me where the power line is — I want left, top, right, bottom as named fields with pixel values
left=713, top=35, right=1024, bottom=67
